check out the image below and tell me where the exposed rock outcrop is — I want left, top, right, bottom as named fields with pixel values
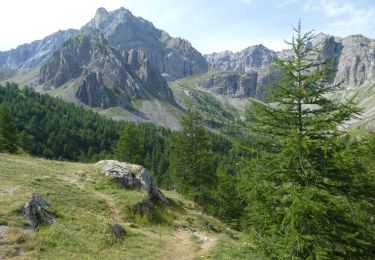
left=204, top=45, right=277, bottom=73
left=204, top=34, right=375, bottom=99
left=23, top=193, right=55, bottom=229
left=0, top=29, right=78, bottom=70
left=39, top=30, right=174, bottom=109
left=96, top=160, right=166, bottom=203
left=83, top=7, right=208, bottom=81
left=197, top=66, right=282, bottom=100
left=198, top=72, right=258, bottom=98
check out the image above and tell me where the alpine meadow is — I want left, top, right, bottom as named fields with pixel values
left=1, top=3, right=375, bottom=260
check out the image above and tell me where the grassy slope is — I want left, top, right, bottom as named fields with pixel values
left=170, top=72, right=248, bottom=134
left=0, top=69, right=40, bottom=88
left=331, top=82, right=375, bottom=130
left=0, top=154, right=257, bottom=259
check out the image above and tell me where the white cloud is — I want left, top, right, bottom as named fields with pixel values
left=304, top=0, right=375, bottom=36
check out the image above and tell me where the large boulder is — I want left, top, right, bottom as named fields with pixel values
left=96, top=160, right=166, bottom=203
left=23, top=194, right=55, bottom=228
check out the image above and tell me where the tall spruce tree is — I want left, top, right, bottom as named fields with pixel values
left=168, top=110, right=214, bottom=204
left=240, top=23, right=375, bottom=258
left=0, top=102, right=17, bottom=153
left=115, top=124, right=144, bottom=165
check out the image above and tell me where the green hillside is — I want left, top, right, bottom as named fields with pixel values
left=170, top=72, right=248, bottom=135
left=0, top=153, right=256, bottom=259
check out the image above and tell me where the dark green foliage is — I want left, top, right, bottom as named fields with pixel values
left=210, top=161, right=244, bottom=228
left=241, top=24, right=375, bottom=258
left=168, top=110, right=215, bottom=204
left=0, top=82, right=120, bottom=161
left=139, top=123, right=172, bottom=188
left=115, top=124, right=144, bottom=165
left=0, top=102, right=18, bottom=153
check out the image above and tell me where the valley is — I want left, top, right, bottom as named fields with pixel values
left=0, top=3, right=375, bottom=259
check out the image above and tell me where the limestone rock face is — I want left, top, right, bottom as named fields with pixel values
left=205, top=45, right=277, bottom=73
left=96, top=160, right=166, bottom=203
left=83, top=7, right=208, bottom=81
left=38, top=31, right=174, bottom=109
left=0, top=29, right=78, bottom=70
left=204, top=34, right=375, bottom=98
left=197, top=67, right=282, bottom=100
left=23, top=194, right=55, bottom=228
left=198, top=72, right=258, bottom=98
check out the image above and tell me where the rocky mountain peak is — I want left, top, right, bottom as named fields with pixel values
left=205, top=44, right=277, bottom=73
left=82, top=7, right=208, bottom=81
left=38, top=29, right=175, bottom=109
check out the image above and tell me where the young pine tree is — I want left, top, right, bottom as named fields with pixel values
left=168, top=110, right=214, bottom=204
left=115, top=124, right=144, bottom=165
left=240, top=23, right=375, bottom=258
left=0, top=102, right=18, bottom=153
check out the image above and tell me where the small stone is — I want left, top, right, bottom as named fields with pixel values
left=23, top=193, right=55, bottom=229
left=110, top=223, right=125, bottom=238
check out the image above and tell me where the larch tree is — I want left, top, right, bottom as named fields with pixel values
left=240, top=23, right=375, bottom=258
left=115, top=124, right=144, bottom=165
left=168, top=109, right=214, bottom=204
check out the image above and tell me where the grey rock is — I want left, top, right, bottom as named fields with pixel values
left=204, top=33, right=375, bottom=99
left=0, top=29, right=78, bottom=70
left=96, top=160, right=166, bottom=203
left=83, top=7, right=208, bottom=81
left=197, top=67, right=281, bottom=100
left=23, top=193, right=55, bottom=228
left=205, top=44, right=277, bottom=73
left=198, top=72, right=258, bottom=98
left=39, top=30, right=175, bottom=109
left=110, top=222, right=125, bottom=238
left=129, top=201, right=150, bottom=216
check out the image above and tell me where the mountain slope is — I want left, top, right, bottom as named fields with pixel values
left=38, top=29, right=175, bottom=109
left=205, top=33, right=375, bottom=93
left=201, top=34, right=375, bottom=127
left=83, top=7, right=208, bottom=81
left=0, top=153, right=255, bottom=259
left=0, top=29, right=78, bottom=70
left=205, top=44, right=277, bottom=73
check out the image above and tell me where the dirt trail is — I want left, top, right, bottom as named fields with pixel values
left=95, top=192, right=122, bottom=223
left=95, top=189, right=217, bottom=259
left=0, top=225, right=9, bottom=259
left=168, top=228, right=217, bottom=260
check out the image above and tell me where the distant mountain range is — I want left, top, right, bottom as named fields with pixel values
left=1, top=7, right=375, bottom=130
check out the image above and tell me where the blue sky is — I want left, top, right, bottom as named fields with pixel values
left=0, top=0, right=374, bottom=53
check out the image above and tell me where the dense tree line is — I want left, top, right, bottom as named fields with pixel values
left=0, top=82, right=121, bottom=161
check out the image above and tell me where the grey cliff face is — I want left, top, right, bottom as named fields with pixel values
left=198, top=68, right=281, bottom=100
left=83, top=7, right=208, bottom=81
left=332, top=35, right=375, bottom=87
left=0, top=29, right=78, bottom=70
left=204, top=44, right=277, bottom=73
left=203, top=34, right=375, bottom=99
left=198, top=72, right=258, bottom=98
left=39, top=31, right=174, bottom=109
